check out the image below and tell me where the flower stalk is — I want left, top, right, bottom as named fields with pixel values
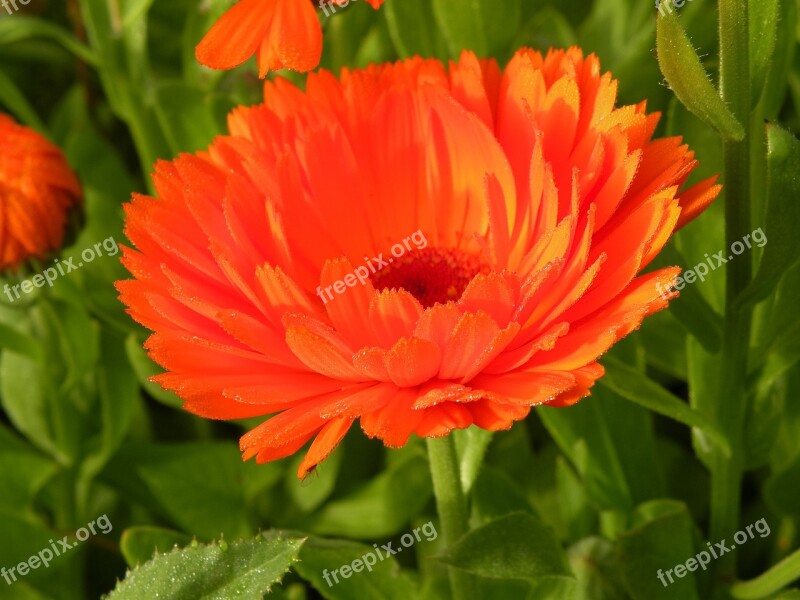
left=711, top=0, right=757, bottom=585
left=426, top=436, right=478, bottom=600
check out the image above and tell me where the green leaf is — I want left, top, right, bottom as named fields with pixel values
left=285, top=441, right=343, bottom=513
left=122, top=0, right=158, bottom=30
left=471, top=466, right=535, bottom=524
left=526, top=577, right=579, bottom=600
left=0, top=425, right=57, bottom=513
left=599, top=357, right=731, bottom=458
left=80, top=331, right=139, bottom=482
left=153, top=82, right=231, bottom=155
left=293, top=536, right=418, bottom=600
left=439, top=511, right=572, bottom=582
left=0, top=16, right=96, bottom=64
left=1, top=342, right=70, bottom=464
left=0, top=67, right=45, bottom=130
left=556, top=458, right=596, bottom=544
left=105, top=442, right=256, bottom=539
left=120, top=526, right=192, bottom=568
left=0, top=319, right=44, bottom=361
left=618, top=500, right=701, bottom=600
left=514, top=8, right=577, bottom=51
left=638, top=311, right=688, bottom=381
left=567, top=537, right=628, bottom=600
left=750, top=0, right=780, bottom=102
left=658, top=245, right=723, bottom=353
left=656, top=8, right=744, bottom=141
left=538, top=405, right=631, bottom=512
left=742, top=370, right=785, bottom=469
left=736, top=124, right=800, bottom=307
left=125, top=334, right=183, bottom=409
left=383, top=0, right=446, bottom=59
left=538, top=384, right=664, bottom=511
left=106, top=532, right=305, bottom=600
left=453, top=426, right=493, bottom=494
left=303, top=451, right=432, bottom=539
left=686, top=337, right=718, bottom=469
left=766, top=450, right=800, bottom=519
left=431, top=0, right=521, bottom=58
left=761, top=0, right=798, bottom=119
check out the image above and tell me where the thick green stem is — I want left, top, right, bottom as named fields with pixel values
left=426, top=436, right=477, bottom=600
left=711, top=0, right=754, bottom=585
left=730, top=548, right=800, bottom=599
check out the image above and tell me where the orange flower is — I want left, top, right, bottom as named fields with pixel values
left=118, top=48, right=720, bottom=478
left=0, top=115, right=82, bottom=271
left=196, top=0, right=384, bottom=77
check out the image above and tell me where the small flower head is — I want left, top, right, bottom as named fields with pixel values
left=0, top=115, right=82, bottom=271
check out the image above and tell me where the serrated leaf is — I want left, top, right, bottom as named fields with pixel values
left=106, top=532, right=305, bottom=600
left=439, top=512, right=571, bottom=582
left=656, top=8, right=744, bottom=140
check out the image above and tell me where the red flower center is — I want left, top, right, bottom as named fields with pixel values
left=371, top=247, right=489, bottom=308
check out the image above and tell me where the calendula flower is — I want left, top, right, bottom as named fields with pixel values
left=196, top=0, right=384, bottom=77
left=0, top=114, right=81, bottom=271
left=118, top=48, right=720, bottom=478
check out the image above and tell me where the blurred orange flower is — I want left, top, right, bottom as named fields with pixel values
left=119, top=48, right=720, bottom=477
left=196, top=0, right=384, bottom=77
left=0, top=114, right=81, bottom=271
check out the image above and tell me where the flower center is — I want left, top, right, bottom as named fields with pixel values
left=370, top=247, right=489, bottom=308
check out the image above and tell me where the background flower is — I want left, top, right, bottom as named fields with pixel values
left=196, top=0, right=384, bottom=76
left=0, top=114, right=81, bottom=270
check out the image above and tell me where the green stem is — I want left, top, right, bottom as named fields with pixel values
left=730, top=548, right=800, bottom=599
left=711, top=0, right=753, bottom=583
left=426, top=436, right=478, bottom=600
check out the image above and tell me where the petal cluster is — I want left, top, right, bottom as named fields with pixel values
left=119, top=48, right=720, bottom=477
left=0, top=115, right=82, bottom=271
left=196, top=0, right=384, bottom=77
